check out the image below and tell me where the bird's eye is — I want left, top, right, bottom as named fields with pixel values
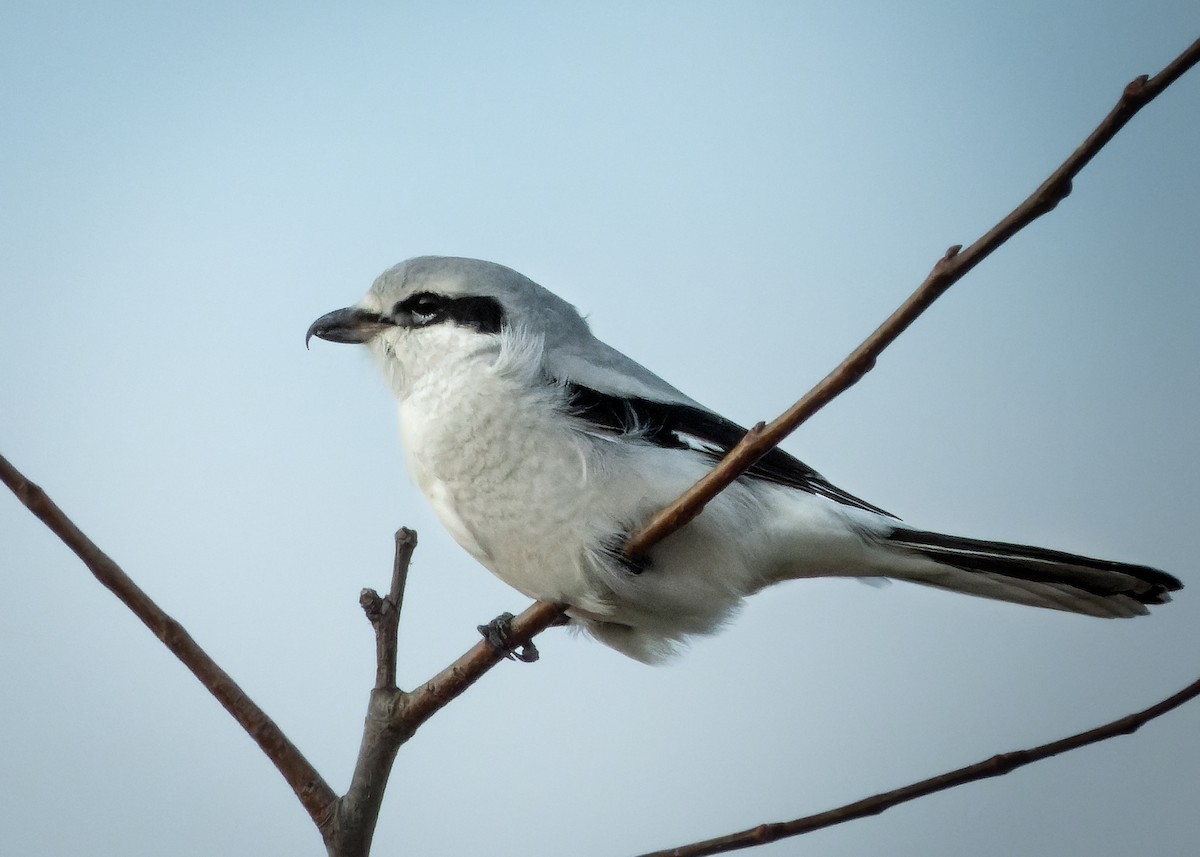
left=397, top=292, right=445, bottom=325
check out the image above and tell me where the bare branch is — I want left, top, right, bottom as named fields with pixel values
left=1, top=449, right=563, bottom=852
left=0, top=452, right=338, bottom=828
left=327, top=543, right=563, bottom=853
left=360, top=528, right=418, bottom=690
left=397, top=600, right=566, bottom=731
left=623, top=35, right=1200, bottom=559
left=367, top=32, right=1200, bottom=746
left=322, top=529, right=419, bottom=857
left=3, top=33, right=1196, bottom=857
left=636, top=673, right=1200, bottom=857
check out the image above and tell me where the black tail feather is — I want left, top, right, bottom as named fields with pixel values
left=886, top=528, right=1181, bottom=606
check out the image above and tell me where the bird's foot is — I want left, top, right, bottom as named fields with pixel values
left=478, top=612, right=539, bottom=663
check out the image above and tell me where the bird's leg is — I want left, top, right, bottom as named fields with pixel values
left=478, top=612, right=540, bottom=663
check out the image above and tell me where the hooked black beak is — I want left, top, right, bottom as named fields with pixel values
left=305, top=307, right=394, bottom=349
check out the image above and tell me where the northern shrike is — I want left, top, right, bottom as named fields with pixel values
left=308, top=256, right=1180, bottom=662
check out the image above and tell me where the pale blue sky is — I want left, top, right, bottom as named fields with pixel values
left=2, top=4, right=1198, bottom=856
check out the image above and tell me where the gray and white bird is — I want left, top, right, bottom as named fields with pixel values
left=308, top=256, right=1180, bottom=662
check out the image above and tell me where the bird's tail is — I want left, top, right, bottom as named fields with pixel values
left=881, top=527, right=1181, bottom=617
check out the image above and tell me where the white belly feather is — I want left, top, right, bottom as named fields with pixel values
left=397, top=360, right=615, bottom=610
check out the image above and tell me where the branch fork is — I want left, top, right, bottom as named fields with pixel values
left=2, top=33, right=1197, bottom=857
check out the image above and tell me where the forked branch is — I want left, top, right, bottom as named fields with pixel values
left=322, top=529, right=418, bottom=857
left=2, top=32, right=1197, bottom=857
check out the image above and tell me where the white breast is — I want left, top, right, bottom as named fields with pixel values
left=395, top=346, right=617, bottom=610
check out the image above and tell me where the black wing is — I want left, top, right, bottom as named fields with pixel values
left=562, top=381, right=895, bottom=518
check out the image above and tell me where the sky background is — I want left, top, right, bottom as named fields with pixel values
left=2, top=3, right=1198, bottom=856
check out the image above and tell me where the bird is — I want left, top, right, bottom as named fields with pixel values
left=307, top=256, right=1181, bottom=662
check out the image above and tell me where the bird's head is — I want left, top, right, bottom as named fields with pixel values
left=307, top=256, right=592, bottom=394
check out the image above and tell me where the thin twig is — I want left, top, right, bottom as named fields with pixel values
left=623, top=35, right=1200, bottom=559
left=360, top=528, right=418, bottom=690
left=4, top=33, right=1197, bottom=857
left=323, top=529, right=420, bottom=857
left=397, top=600, right=566, bottom=731
left=328, top=543, right=562, bottom=853
left=636, top=673, right=1200, bottom=857
left=0, top=452, right=338, bottom=828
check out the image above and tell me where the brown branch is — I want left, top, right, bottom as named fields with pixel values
left=636, top=673, right=1200, bottom=857
left=325, top=537, right=563, bottom=854
left=397, top=600, right=567, bottom=731
left=359, top=30, right=1200, bottom=763
left=321, top=529, right=419, bottom=857
left=4, top=33, right=1197, bottom=857
left=361, top=528, right=417, bottom=691
left=1, top=447, right=563, bottom=853
left=0, top=452, right=338, bottom=828
left=623, top=34, right=1200, bottom=559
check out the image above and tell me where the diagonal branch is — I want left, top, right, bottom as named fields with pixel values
left=397, top=600, right=566, bottom=731
left=357, top=33, right=1200, bottom=747
left=636, top=673, right=1200, bottom=857
left=3, top=33, right=1196, bottom=857
left=365, top=33, right=1200, bottom=851
left=0, top=452, right=338, bottom=827
left=623, top=34, right=1200, bottom=558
